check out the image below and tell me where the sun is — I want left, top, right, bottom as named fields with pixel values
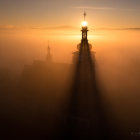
left=82, top=21, right=88, bottom=27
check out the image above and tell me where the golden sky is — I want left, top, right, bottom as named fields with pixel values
left=0, top=0, right=140, bottom=67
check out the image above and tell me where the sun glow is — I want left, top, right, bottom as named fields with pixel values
left=82, top=21, right=88, bottom=27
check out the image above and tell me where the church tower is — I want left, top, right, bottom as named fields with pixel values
left=79, top=11, right=93, bottom=62
left=73, top=11, right=93, bottom=63
left=81, top=11, right=88, bottom=40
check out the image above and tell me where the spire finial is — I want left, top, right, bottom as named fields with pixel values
left=84, top=10, right=86, bottom=21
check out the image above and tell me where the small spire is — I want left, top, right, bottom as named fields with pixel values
left=46, top=40, right=52, bottom=62
left=48, top=40, right=50, bottom=50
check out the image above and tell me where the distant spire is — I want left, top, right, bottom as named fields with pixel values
left=48, top=40, right=50, bottom=52
left=46, top=40, right=52, bottom=62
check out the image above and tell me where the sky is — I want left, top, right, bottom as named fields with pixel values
left=0, top=0, right=140, bottom=27
left=0, top=0, right=140, bottom=69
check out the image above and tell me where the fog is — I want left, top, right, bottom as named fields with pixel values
left=96, top=44, right=140, bottom=130
left=0, top=29, right=140, bottom=139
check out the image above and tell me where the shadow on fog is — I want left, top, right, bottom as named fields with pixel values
left=60, top=40, right=121, bottom=140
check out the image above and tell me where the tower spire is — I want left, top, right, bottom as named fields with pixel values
left=84, top=10, right=86, bottom=21
left=82, top=11, right=88, bottom=40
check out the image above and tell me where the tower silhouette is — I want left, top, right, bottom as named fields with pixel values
left=63, top=12, right=115, bottom=140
